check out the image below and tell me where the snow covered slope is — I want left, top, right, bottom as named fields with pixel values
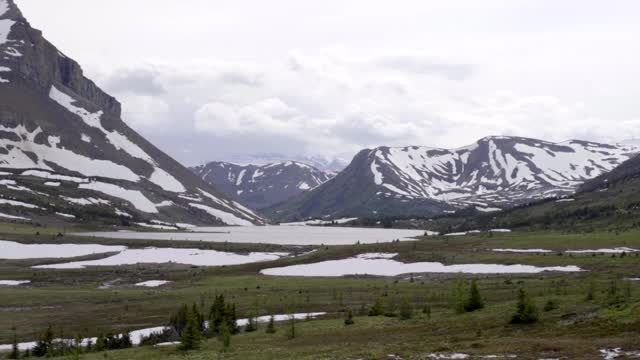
left=0, top=0, right=263, bottom=226
left=268, top=136, right=637, bottom=220
left=192, top=161, right=332, bottom=210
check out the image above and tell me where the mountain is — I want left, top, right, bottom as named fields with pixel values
left=432, top=152, right=640, bottom=233
left=0, top=0, right=263, bottom=227
left=191, top=161, right=332, bottom=210
left=219, top=154, right=349, bottom=173
left=266, top=136, right=638, bottom=221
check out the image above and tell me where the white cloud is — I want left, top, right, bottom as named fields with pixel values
left=16, top=0, right=640, bottom=165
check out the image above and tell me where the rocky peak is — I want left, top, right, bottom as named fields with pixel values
left=0, top=0, right=121, bottom=118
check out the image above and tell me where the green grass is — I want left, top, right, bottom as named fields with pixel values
left=1, top=228, right=639, bottom=358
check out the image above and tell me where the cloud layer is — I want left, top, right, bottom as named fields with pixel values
left=16, top=0, right=640, bottom=166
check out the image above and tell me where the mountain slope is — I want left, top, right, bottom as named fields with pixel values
left=0, top=0, right=263, bottom=226
left=430, top=153, right=640, bottom=233
left=192, top=161, right=332, bottom=210
left=267, top=136, right=637, bottom=221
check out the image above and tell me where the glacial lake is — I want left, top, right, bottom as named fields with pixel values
left=73, top=226, right=426, bottom=246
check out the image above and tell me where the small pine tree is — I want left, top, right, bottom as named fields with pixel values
left=32, top=325, right=54, bottom=357
left=265, top=315, right=276, bottom=334
left=245, top=314, right=257, bottom=332
left=464, top=279, right=484, bottom=312
left=218, top=321, right=231, bottom=352
left=510, top=288, right=539, bottom=324
left=287, top=315, right=296, bottom=339
left=179, top=312, right=202, bottom=351
left=422, top=304, right=431, bottom=319
left=543, top=299, right=558, bottom=312
left=8, top=326, right=19, bottom=360
left=586, top=274, right=597, bottom=301
left=399, top=297, right=413, bottom=320
left=368, top=298, right=384, bottom=316
left=384, top=296, right=398, bottom=317
left=607, top=280, right=622, bottom=304
left=344, top=309, right=355, bottom=325
left=450, top=279, right=467, bottom=314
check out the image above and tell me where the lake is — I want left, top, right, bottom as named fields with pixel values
left=73, top=226, right=426, bottom=246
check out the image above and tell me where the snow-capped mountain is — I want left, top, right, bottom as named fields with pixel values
left=267, top=136, right=638, bottom=220
left=219, top=154, right=349, bottom=173
left=192, top=161, right=332, bottom=210
left=0, top=0, right=263, bottom=226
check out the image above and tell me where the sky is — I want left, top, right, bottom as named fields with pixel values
left=15, top=0, right=640, bottom=166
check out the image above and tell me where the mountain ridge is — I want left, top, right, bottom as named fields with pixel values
left=266, top=136, right=637, bottom=221
left=0, top=0, right=264, bottom=226
left=192, top=160, right=332, bottom=210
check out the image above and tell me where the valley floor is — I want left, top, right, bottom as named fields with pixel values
left=0, top=223, right=639, bottom=359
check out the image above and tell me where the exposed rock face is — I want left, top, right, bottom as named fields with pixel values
left=192, top=161, right=332, bottom=210
left=267, top=136, right=637, bottom=221
left=0, top=0, right=264, bottom=226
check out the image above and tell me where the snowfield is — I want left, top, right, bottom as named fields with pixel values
left=260, top=253, right=582, bottom=277
left=0, top=280, right=30, bottom=286
left=79, top=181, right=158, bottom=213
left=34, top=247, right=289, bottom=269
left=135, top=280, right=171, bottom=288
left=0, top=241, right=126, bottom=259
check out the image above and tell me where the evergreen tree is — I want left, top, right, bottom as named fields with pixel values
left=265, top=315, right=277, bottom=334
left=586, top=274, right=597, bottom=301
left=94, top=334, right=106, bottom=352
left=384, top=295, right=397, bottom=317
left=32, top=325, right=54, bottom=357
left=399, top=297, right=413, bottom=320
left=450, top=279, right=467, bottom=314
left=244, top=315, right=257, bottom=332
left=170, top=304, right=190, bottom=335
left=422, top=304, right=431, bottom=319
left=8, top=326, right=18, bottom=360
left=287, top=315, right=296, bottom=339
left=368, top=298, right=384, bottom=316
left=179, top=312, right=202, bottom=351
left=218, top=321, right=231, bottom=352
left=464, top=279, right=484, bottom=312
left=226, top=303, right=239, bottom=334
left=510, top=288, right=539, bottom=324
left=344, top=309, right=355, bottom=325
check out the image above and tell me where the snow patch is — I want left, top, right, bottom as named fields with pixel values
left=135, top=280, right=171, bottom=288
left=79, top=181, right=158, bottom=213
left=34, top=247, right=288, bottom=269
left=0, top=280, right=30, bottom=286
left=189, top=203, right=253, bottom=226
left=261, top=253, right=582, bottom=277
left=0, top=240, right=126, bottom=259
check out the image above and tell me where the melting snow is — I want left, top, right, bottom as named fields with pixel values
left=34, top=247, right=288, bottom=269
left=48, top=86, right=185, bottom=192
left=79, top=181, right=158, bottom=213
left=0, top=211, right=29, bottom=220
left=55, top=212, right=76, bottom=219
left=189, top=203, right=253, bottom=226
left=135, top=280, right=171, bottom=287
left=0, top=198, right=42, bottom=209
left=0, top=240, right=126, bottom=259
left=21, top=170, right=87, bottom=183
left=566, top=247, right=639, bottom=254
left=0, top=280, right=30, bottom=286
left=493, top=248, right=552, bottom=253
left=261, top=253, right=582, bottom=277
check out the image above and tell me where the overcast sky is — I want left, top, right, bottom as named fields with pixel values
left=15, top=0, right=640, bottom=165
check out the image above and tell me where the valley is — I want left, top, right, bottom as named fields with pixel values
left=1, top=0, right=640, bottom=359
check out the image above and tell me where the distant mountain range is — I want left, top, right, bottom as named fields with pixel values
left=265, top=136, right=638, bottom=221
left=0, top=0, right=263, bottom=227
left=192, top=161, right=332, bottom=210
left=218, top=154, right=349, bottom=173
